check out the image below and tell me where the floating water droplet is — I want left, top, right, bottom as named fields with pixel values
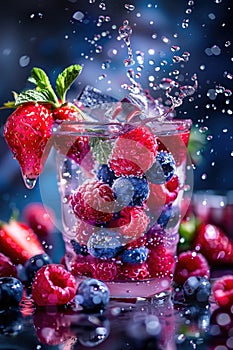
left=23, top=176, right=37, bottom=189
left=224, top=71, right=233, bottom=80
left=19, top=55, right=30, bottom=67
left=225, top=41, right=231, bottom=47
left=211, top=45, right=221, bottom=55
left=95, top=45, right=103, bottom=53
left=99, top=2, right=106, bottom=10
left=200, top=64, right=205, bottom=70
left=171, top=45, right=180, bottom=52
left=208, top=13, right=216, bottom=20
left=207, top=89, right=217, bottom=100
left=179, top=85, right=196, bottom=97
left=201, top=173, right=207, bottom=180
left=72, top=11, right=84, bottom=21
left=124, top=4, right=135, bottom=11
left=182, top=19, right=189, bottom=29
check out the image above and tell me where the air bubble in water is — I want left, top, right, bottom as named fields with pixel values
left=19, top=55, right=30, bottom=67
left=124, top=4, right=135, bottom=11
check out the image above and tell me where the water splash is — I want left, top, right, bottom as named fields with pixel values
left=118, top=20, right=135, bottom=67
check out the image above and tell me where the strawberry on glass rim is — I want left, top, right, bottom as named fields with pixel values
left=2, top=64, right=84, bottom=189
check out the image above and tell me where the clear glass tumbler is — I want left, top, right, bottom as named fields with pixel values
left=54, top=107, right=192, bottom=299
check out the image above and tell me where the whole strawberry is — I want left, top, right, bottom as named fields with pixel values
left=4, top=103, right=53, bottom=188
left=2, top=64, right=83, bottom=188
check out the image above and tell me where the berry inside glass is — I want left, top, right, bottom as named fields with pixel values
left=54, top=106, right=192, bottom=299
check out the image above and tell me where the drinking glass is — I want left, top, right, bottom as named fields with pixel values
left=53, top=103, right=192, bottom=299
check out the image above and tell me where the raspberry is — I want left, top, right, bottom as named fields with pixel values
left=147, top=246, right=175, bottom=278
left=212, top=275, right=233, bottom=308
left=31, top=264, right=76, bottom=306
left=192, top=223, right=233, bottom=266
left=70, top=256, right=96, bottom=278
left=112, top=175, right=149, bottom=207
left=118, top=262, right=150, bottom=281
left=111, top=206, right=150, bottom=240
left=0, top=252, right=17, bottom=278
left=174, top=251, right=210, bottom=285
left=76, top=278, right=110, bottom=310
left=109, top=126, right=158, bottom=177
left=93, top=260, right=118, bottom=281
left=183, top=276, right=211, bottom=305
left=70, top=180, right=115, bottom=225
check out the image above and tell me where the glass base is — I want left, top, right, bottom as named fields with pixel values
left=75, top=276, right=173, bottom=300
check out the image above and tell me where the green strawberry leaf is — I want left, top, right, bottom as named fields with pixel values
left=28, top=67, right=59, bottom=105
left=90, top=137, right=113, bottom=164
left=14, top=89, right=56, bottom=106
left=55, top=64, right=82, bottom=103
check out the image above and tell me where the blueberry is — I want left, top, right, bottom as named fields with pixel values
left=0, top=308, right=23, bottom=336
left=120, top=247, right=149, bottom=264
left=183, top=276, right=211, bottom=304
left=24, top=253, right=52, bottom=284
left=112, top=176, right=149, bottom=207
left=157, top=205, right=180, bottom=229
left=146, top=151, right=175, bottom=184
left=76, top=278, right=110, bottom=310
left=71, top=240, right=88, bottom=256
left=87, top=229, right=123, bottom=259
left=97, top=164, right=117, bottom=186
left=0, top=277, right=23, bottom=309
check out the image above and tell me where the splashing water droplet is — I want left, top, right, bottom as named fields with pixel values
left=171, top=45, right=180, bottom=52
left=124, top=4, right=135, bottom=11
left=23, top=176, right=37, bottom=189
left=118, top=20, right=135, bottom=67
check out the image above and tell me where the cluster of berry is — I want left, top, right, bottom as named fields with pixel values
left=64, top=124, right=185, bottom=285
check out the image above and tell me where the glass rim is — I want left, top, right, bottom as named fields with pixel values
left=54, top=118, right=192, bottom=136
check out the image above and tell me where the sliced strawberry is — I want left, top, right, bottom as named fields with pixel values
left=0, top=220, right=45, bottom=265
left=212, top=275, right=233, bottom=308
left=192, top=223, right=233, bottom=266
left=0, top=252, right=17, bottom=277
